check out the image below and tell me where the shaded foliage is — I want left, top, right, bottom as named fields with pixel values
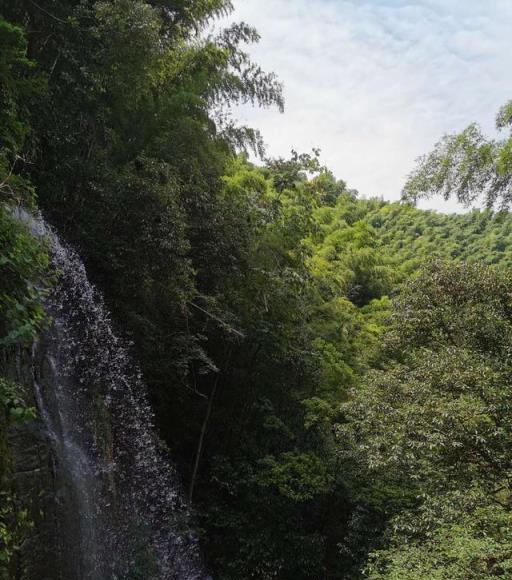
left=3, top=3, right=512, bottom=579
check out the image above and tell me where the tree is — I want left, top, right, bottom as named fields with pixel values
left=0, top=17, right=42, bottom=205
left=403, top=100, right=512, bottom=208
left=340, top=261, right=512, bottom=578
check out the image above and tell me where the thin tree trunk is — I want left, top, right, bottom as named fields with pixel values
left=188, top=348, right=232, bottom=502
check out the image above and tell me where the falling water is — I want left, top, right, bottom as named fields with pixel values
left=19, top=209, right=210, bottom=580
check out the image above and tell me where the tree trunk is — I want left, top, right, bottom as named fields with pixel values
left=188, top=348, right=232, bottom=502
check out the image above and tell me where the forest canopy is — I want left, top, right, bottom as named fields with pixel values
left=1, top=2, right=512, bottom=579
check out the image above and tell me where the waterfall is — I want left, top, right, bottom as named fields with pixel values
left=19, top=209, right=210, bottom=580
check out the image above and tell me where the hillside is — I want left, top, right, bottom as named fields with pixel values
left=2, top=3, right=512, bottom=579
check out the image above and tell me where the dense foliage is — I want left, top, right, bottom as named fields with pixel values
left=0, top=18, right=49, bottom=573
left=341, top=262, right=512, bottom=578
left=2, top=2, right=512, bottom=578
left=0, top=207, right=46, bottom=573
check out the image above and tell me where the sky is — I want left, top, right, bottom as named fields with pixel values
left=223, top=0, right=512, bottom=212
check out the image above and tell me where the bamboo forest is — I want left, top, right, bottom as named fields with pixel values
left=2, top=1, right=512, bottom=578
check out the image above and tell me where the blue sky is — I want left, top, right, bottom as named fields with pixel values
left=225, top=0, right=512, bottom=211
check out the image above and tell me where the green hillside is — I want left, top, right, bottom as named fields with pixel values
left=2, top=2, right=512, bottom=578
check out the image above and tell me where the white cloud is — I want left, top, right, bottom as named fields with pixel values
left=223, top=0, right=512, bottom=212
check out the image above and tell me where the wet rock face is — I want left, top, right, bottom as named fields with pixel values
left=6, top=349, right=73, bottom=580
left=6, top=340, right=117, bottom=580
left=5, top=211, right=210, bottom=580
